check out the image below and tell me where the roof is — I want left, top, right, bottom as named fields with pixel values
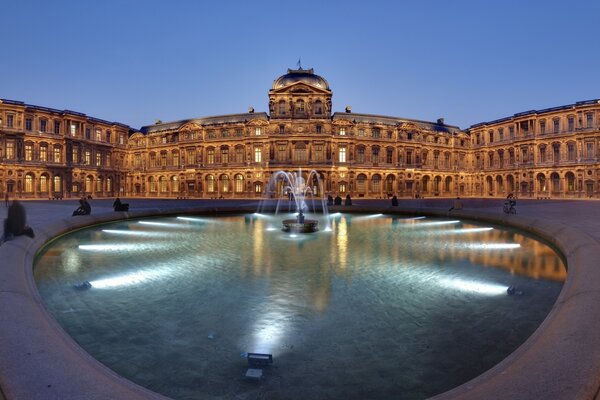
left=469, top=98, right=600, bottom=129
left=140, top=112, right=269, bottom=134
left=332, top=112, right=461, bottom=134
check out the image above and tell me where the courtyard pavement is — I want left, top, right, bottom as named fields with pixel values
left=1, top=197, right=600, bottom=399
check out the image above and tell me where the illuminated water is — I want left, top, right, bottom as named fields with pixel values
left=34, top=214, right=565, bottom=400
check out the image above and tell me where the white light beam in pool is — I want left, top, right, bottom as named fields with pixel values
left=138, top=221, right=184, bottom=227
left=101, top=229, right=168, bottom=238
left=409, top=220, right=460, bottom=227
left=440, top=278, right=507, bottom=296
left=79, top=243, right=146, bottom=251
left=176, top=216, right=207, bottom=222
left=468, top=243, right=520, bottom=250
left=89, top=269, right=167, bottom=289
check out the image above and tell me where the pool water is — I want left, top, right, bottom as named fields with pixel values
left=34, top=214, right=565, bottom=400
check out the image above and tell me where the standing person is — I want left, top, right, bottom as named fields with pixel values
left=4, top=192, right=8, bottom=207
left=391, top=195, right=398, bottom=206
left=344, top=194, right=352, bottom=206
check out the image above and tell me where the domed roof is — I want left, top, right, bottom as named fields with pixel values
left=272, top=68, right=330, bottom=90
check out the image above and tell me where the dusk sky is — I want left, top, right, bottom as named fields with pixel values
left=2, top=0, right=599, bottom=130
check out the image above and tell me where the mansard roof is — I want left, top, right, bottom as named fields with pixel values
left=469, top=98, right=600, bottom=129
left=333, top=112, right=461, bottom=134
left=140, top=112, right=269, bottom=134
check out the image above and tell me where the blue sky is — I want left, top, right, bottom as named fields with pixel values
left=2, top=0, right=599, bottom=130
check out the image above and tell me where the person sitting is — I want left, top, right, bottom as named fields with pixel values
left=344, top=194, right=352, bottom=206
left=391, top=195, right=398, bottom=206
left=334, top=195, right=342, bottom=205
left=2, top=200, right=35, bottom=242
left=327, top=194, right=334, bottom=206
left=72, top=197, right=92, bottom=216
left=113, top=197, right=129, bottom=211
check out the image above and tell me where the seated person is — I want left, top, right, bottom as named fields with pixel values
left=344, top=194, right=352, bottom=206
left=334, top=195, right=342, bottom=205
left=3, top=200, right=35, bottom=241
left=391, top=195, right=399, bottom=206
left=113, top=197, right=129, bottom=211
left=327, top=194, right=334, bottom=206
left=72, top=198, right=92, bottom=216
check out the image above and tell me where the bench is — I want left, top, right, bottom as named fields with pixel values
left=247, top=353, right=273, bottom=367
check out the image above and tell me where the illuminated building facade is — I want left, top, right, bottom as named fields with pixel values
left=1, top=67, right=599, bottom=199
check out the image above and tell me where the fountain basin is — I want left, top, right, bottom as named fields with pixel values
left=282, top=218, right=319, bottom=232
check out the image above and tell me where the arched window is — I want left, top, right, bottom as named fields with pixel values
left=85, top=176, right=93, bottom=193
left=172, top=176, right=179, bottom=193
left=160, top=176, right=168, bottom=193
left=372, top=174, right=381, bottom=192
left=566, top=172, right=576, bottom=192
left=357, top=174, right=367, bottom=193
left=53, top=175, right=62, bottom=192
left=314, top=100, right=323, bottom=114
left=25, top=173, right=34, bottom=193
left=206, top=175, right=216, bottom=193
left=372, top=147, right=380, bottom=164
left=385, top=175, right=394, bottom=193
left=422, top=176, right=430, bottom=193
left=40, top=174, right=48, bottom=194
left=235, top=174, right=244, bottom=193
left=96, top=176, right=103, bottom=193
left=445, top=176, right=453, bottom=192
left=220, top=175, right=230, bottom=193
left=551, top=172, right=560, bottom=192
left=278, top=100, right=286, bottom=115
left=149, top=177, right=156, bottom=192
left=107, top=177, right=113, bottom=193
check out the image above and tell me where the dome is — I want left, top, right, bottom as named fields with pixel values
left=272, top=68, right=330, bottom=90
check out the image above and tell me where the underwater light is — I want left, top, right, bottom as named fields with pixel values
left=468, top=243, right=520, bottom=250
left=101, top=229, right=166, bottom=238
left=89, top=269, right=167, bottom=289
left=176, top=216, right=206, bottom=222
left=411, top=220, right=460, bottom=227
left=456, top=227, right=494, bottom=233
left=440, top=278, right=507, bottom=295
left=79, top=243, right=144, bottom=251
left=138, top=221, right=182, bottom=227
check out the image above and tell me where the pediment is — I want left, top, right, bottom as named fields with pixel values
left=247, top=118, right=269, bottom=126
left=269, top=81, right=331, bottom=95
left=178, top=122, right=202, bottom=132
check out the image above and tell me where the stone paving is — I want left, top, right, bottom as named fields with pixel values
left=1, top=197, right=600, bottom=399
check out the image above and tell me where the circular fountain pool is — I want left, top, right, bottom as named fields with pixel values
left=34, top=213, right=565, bottom=400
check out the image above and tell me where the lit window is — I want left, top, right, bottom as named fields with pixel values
left=70, top=124, right=77, bottom=136
left=207, top=149, right=215, bottom=164
left=54, top=176, right=62, bottom=192
left=254, top=147, right=262, bottom=162
left=6, top=140, right=15, bottom=159
left=339, top=127, right=346, bottom=136
left=339, top=147, right=347, bottom=163
left=25, top=143, right=33, bottom=161
left=96, top=153, right=102, bottom=166
left=53, top=146, right=61, bottom=163
left=96, top=130, right=102, bottom=141
left=25, top=174, right=34, bottom=193
left=85, top=150, right=91, bottom=165
left=40, top=145, right=48, bottom=161
left=255, top=127, right=262, bottom=136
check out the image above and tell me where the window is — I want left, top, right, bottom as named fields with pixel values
left=171, top=176, right=178, bottom=193
left=277, top=144, right=287, bottom=161
left=221, top=130, right=229, bottom=138
left=96, top=130, right=102, bottom=141
left=235, top=174, right=244, bottom=193
left=539, top=146, right=546, bottom=163
left=173, top=152, right=179, bottom=166
left=161, top=136, right=167, bottom=144
left=568, top=116, right=575, bottom=131
left=235, top=146, right=244, bottom=163
left=84, top=128, right=90, bottom=140
left=338, top=146, right=347, bottom=163
left=39, top=145, right=48, bottom=161
left=294, top=144, right=307, bottom=162
left=568, top=143, right=575, bottom=161
left=498, top=128, right=504, bottom=140
left=105, top=154, right=110, bottom=167
left=406, top=151, right=412, bottom=165
left=53, top=176, right=62, bottom=192
left=586, top=142, right=594, bottom=160
left=372, top=128, right=381, bottom=138
left=7, top=115, right=14, bottom=128
left=314, top=100, right=323, bottom=115
left=25, top=118, right=32, bottom=131
left=6, top=140, right=15, bottom=159
left=25, top=174, right=34, bottom=193
left=96, top=153, right=102, bottom=166
left=70, top=124, right=77, bottom=136
left=207, top=130, right=216, bottom=139
left=509, top=126, right=515, bottom=139
left=40, top=175, right=48, bottom=193
left=444, top=152, right=451, bottom=168
left=553, top=119, right=560, bottom=133
left=149, top=177, right=156, bottom=192
left=107, top=177, right=113, bottom=192
left=207, top=148, right=215, bottom=164
left=40, top=119, right=47, bottom=132
left=587, top=113, right=594, bottom=128
left=54, top=121, right=61, bottom=134
left=255, top=127, right=262, bottom=136
left=96, top=177, right=103, bottom=192
left=313, top=144, right=324, bottom=162
left=53, top=146, right=61, bottom=162
left=386, top=148, right=393, bottom=164
left=235, top=129, right=243, bottom=137
left=489, top=130, right=494, bottom=143
left=119, top=134, right=124, bottom=145
left=312, top=125, right=320, bottom=134
left=221, top=175, right=230, bottom=193
left=160, top=177, right=168, bottom=193
left=279, top=100, right=286, bottom=115
left=296, top=99, right=305, bottom=114
left=279, top=125, right=285, bottom=134
left=357, top=147, right=365, bottom=163
left=134, top=154, right=142, bottom=168
left=358, top=129, right=365, bottom=137
left=553, top=144, right=560, bottom=162
left=206, top=175, right=215, bottom=193
left=186, top=149, right=195, bottom=165
left=72, top=146, right=79, bottom=164
left=84, top=150, right=91, bottom=165
left=372, top=175, right=380, bottom=192
left=221, top=147, right=229, bottom=164
left=106, top=130, right=111, bottom=143
left=254, top=147, right=262, bottom=162
left=372, top=147, right=380, bottom=163
left=539, top=121, right=546, bottom=134
left=339, top=127, right=346, bottom=136
left=25, top=143, right=33, bottom=161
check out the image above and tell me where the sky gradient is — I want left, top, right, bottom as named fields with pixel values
left=2, top=0, right=599, bottom=130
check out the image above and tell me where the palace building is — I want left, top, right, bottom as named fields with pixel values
left=1, top=67, right=599, bottom=200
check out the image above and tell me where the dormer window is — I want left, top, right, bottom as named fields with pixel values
left=279, top=100, right=286, bottom=115
left=315, top=100, right=323, bottom=114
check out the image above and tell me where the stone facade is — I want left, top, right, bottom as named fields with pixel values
left=1, top=68, right=599, bottom=200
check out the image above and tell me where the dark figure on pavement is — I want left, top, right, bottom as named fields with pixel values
left=334, top=195, right=342, bottom=205
left=2, top=200, right=35, bottom=242
left=4, top=193, right=8, bottom=207
left=327, top=194, right=334, bottom=206
left=113, top=197, right=129, bottom=211
left=72, top=197, right=92, bottom=216
left=344, top=194, right=352, bottom=206
left=391, top=195, right=398, bottom=206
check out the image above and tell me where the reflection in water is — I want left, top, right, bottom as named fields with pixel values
left=34, top=213, right=566, bottom=400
